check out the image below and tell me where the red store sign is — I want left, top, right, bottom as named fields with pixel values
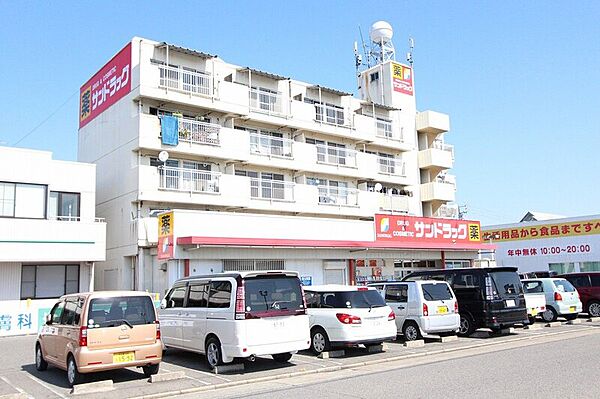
left=375, top=214, right=481, bottom=245
left=79, top=42, right=132, bottom=128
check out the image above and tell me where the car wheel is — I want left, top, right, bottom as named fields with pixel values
left=205, top=337, right=223, bottom=369
left=588, top=301, right=600, bottom=317
left=542, top=307, right=558, bottom=322
left=311, top=328, right=330, bottom=355
left=67, top=355, right=83, bottom=387
left=564, top=314, right=578, bottom=321
left=272, top=352, right=293, bottom=363
left=142, top=363, right=160, bottom=377
left=35, top=344, right=48, bottom=371
left=402, top=322, right=421, bottom=341
left=458, top=314, right=475, bottom=337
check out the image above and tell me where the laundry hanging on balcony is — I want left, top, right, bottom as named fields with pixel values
left=160, top=115, right=179, bottom=146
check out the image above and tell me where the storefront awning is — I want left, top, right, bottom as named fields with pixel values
left=177, top=236, right=494, bottom=251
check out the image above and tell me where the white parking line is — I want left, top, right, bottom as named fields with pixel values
left=184, top=375, right=211, bottom=385
left=185, top=368, right=232, bottom=382
left=0, top=376, right=31, bottom=398
left=23, top=373, right=68, bottom=399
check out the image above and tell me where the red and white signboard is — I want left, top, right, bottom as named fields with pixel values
left=375, top=214, right=482, bottom=245
left=79, top=42, right=132, bottom=128
left=391, top=62, right=413, bottom=96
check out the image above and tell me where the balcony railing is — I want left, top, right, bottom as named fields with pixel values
left=158, top=166, right=220, bottom=193
left=317, top=186, right=359, bottom=206
left=250, top=179, right=294, bottom=201
left=378, top=157, right=406, bottom=176
left=249, top=87, right=284, bottom=115
left=249, top=133, right=293, bottom=158
left=315, top=104, right=351, bottom=127
left=315, top=145, right=357, bottom=167
left=432, top=140, right=454, bottom=158
left=179, top=118, right=220, bottom=145
left=433, top=204, right=459, bottom=219
left=158, top=65, right=212, bottom=97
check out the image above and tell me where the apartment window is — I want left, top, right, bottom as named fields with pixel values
left=236, top=170, right=285, bottom=199
left=305, top=139, right=347, bottom=164
left=48, top=192, right=80, bottom=221
left=0, top=182, right=46, bottom=219
left=20, top=265, right=80, bottom=299
left=249, top=129, right=286, bottom=156
left=306, top=98, right=345, bottom=125
left=250, top=86, right=278, bottom=112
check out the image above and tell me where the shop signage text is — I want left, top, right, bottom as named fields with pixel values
left=158, top=211, right=174, bottom=260
left=79, top=42, right=132, bottom=128
left=483, top=218, right=600, bottom=243
left=392, top=62, right=413, bottom=96
left=375, top=214, right=481, bottom=244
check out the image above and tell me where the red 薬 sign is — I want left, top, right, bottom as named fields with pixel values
left=79, top=42, right=132, bottom=128
left=375, top=214, right=482, bottom=244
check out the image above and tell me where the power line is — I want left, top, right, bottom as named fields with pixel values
left=12, top=90, right=79, bottom=146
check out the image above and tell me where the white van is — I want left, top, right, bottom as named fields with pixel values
left=303, top=285, right=397, bottom=355
left=159, top=271, right=310, bottom=368
left=369, top=281, right=460, bottom=340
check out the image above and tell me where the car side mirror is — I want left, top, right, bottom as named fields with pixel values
left=45, top=314, right=52, bottom=325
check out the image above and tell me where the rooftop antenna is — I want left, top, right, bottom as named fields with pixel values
left=369, top=21, right=395, bottom=64
left=358, top=26, right=370, bottom=68
left=353, top=41, right=362, bottom=77
left=407, top=37, right=414, bottom=66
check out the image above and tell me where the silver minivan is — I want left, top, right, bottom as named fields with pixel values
left=159, top=271, right=310, bottom=368
left=369, top=281, right=460, bottom=340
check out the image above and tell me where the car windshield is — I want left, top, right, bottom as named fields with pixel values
left=87, top=296, right=156, bottom=328
left=245, top=276, right=304, bottom=312
left=422, top=283, right=453, bottom=301
left=490, top=271, right=523, bottom=297
left=313, top=290, right=386, bottom=309
left=553, top=279, right=576, bottom=293
left=522, top=281, right=544, bottom=294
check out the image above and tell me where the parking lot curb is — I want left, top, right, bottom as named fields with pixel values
left=403, top=340, right=424, bottom=348
left=129, top=328, right=598, bottom=399
left=566, top=319, right=582, bottom=325
left=213, top=363, right=245, bottom=374
left=545, top=322, right=562, bottom=328
left=149, top=371, right=186, bottom=383
left=524, top=323, right=541, bottom=330
left=71, top=379, right=114, bottom=395
left=587, top=317, right=599, bottom=323
left=318, top=350, right=345, bottom=359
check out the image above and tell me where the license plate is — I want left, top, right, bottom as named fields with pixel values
left=505, top=300, right=516, bottom=307
left=113, top=351, right=135, bottom=363
left=531, top=308, right=538, bottom=316
left=437, top=306, right=448, bottom=314
left=273, top=320, right=285, bottom=328
left=570, top=306, right=576, bottom=312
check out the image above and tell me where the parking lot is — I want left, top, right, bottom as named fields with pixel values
left=1, top=317, right=599, bottom=399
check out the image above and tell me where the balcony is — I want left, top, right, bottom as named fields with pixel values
left=378, top=157, right=406, bottom=176
left=379, top=194, right=410, bottom=213
left=418, top=141, right=454, bottom=171
left=179, top=118, right=220, bottom=146
left=158, top=64, right=212, bottom=97
left=420, top=176, right=456, bottom=202
left=315, top=145, right=357, bottom=168
left=249, top=133, right=293, bottom=158
left=317, top=186, right=359, bottom=206
left=158, top=166, right=220, bottom=194
left=433, top=203, right=459, bottom=219
left=416, top=110, right=450, bottom=134
left=250, top=179, right=295, bottom=201
left=249, top=87, right=286, bottom=116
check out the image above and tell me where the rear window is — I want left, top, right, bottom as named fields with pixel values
left=422, top=283, right=453, bottom=301
left=245, top=276, right=304, bottom=313
left=523, top=281, right=543, bottom=294
left=553, top=279, right=576, bottom=293
left=87, top=296, right=156, bottom=328
left=312, top=290, right=386, bottom=309
left=490, top=271, right=523, bottom=297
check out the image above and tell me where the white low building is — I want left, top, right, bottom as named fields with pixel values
left=483, top=214, right=600, bottom=274
left=0, top=146, right=106, bottom=336
left=78, top=29, right=489, bottom=296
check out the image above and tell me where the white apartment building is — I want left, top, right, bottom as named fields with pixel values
left=0, top=146, right=106, bottom=336
left=78, top=33, right=487, bottom=295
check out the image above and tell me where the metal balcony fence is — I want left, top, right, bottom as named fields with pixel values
left=158, top=65, right=212, bottom=96
left=158, top=166, right=220, bottom=193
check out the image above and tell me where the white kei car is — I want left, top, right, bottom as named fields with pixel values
left=303, top=285, right=397, bottom=355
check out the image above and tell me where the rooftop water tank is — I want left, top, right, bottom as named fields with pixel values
left=369, top=21, right=393, bottom=44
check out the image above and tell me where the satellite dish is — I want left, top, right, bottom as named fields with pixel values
left=374, top=183, right=383, bottom=192
left=369, top=21, right=393, bottom=44
left=158, top=151, right=169, bottom=163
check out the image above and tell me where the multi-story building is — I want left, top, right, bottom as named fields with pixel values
left=78, top=33, right=486, bottom=295
left=0, top=146, right=106, bottom=336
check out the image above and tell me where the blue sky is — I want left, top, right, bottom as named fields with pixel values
left=1, top=1, right=598, bottom=225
